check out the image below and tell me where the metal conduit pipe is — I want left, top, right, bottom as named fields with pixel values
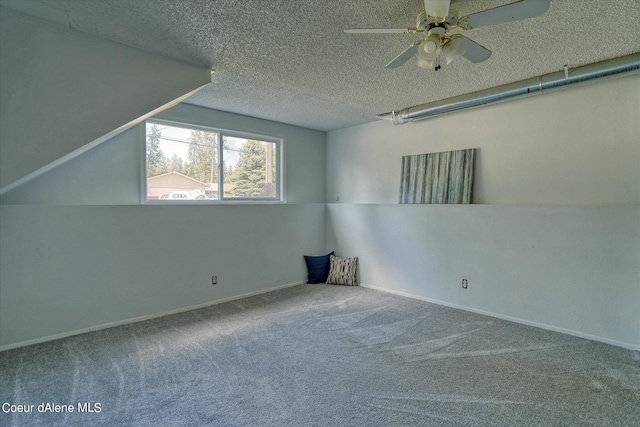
left=378, top=53, right=640, bottom=125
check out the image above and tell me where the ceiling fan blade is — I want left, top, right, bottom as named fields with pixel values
left=385, top=42, right=421, bottom=69
left=464, top=0, right=550, bottom=29
left=344, top=28, right=414, bottom=34
left=454, top=36, right=492, bottom=63
left=424, top=0, right=451, bottom=21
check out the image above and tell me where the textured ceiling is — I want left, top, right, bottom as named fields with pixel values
left=2, top=0, right=639, bottom=131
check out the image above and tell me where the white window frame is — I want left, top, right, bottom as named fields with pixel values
left=142, top=119, right=285, bottom=204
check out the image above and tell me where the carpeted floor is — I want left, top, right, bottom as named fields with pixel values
left=1, top=284, right=639, bottom=426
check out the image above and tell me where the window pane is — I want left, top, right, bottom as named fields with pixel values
left=146, top=122, right=219, bottom=200
left=223, top=136, right=277, bottom=199
left=144, top=120, right=281, bottom=202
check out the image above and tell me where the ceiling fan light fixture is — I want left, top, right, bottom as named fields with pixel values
left=443, top=39, right=466, bottom=65
left=416, top=57, right=434, bottom=69
left=418, top=34, right=442, bottom=63
left=423, top=39, right=438, bottom=54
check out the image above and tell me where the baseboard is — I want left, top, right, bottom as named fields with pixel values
left=359, top=283, right=639, bottom=352
left=0, top=281, right=305, bottom=352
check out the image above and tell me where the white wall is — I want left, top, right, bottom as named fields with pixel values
left=0, top=103, right=327, bottom=205
left=325, top=75, right=640, bottom=350
left=0, top=126, right=142, bottom=205
left=0, top=204, right=325, bottom=348
left=0, top=7, right=211, bottom=191
left=326, top=204, right=639, bottom=349
left=0, top=105, right=327, bottom=349
left=327, top=75, right=640, bottom=205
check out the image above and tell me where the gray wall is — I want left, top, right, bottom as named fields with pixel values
left=325, top=75, right=640, bottom=350
left=0, top=7, right=210, bottom=191
left=1, top=204, right=325, bottom=347
left=0, top=104, right=327, bottom=206
left=0, top=41, right=326, bottom=350
left=0, top=8, right=327, bottom=349
left=0, top=104, right=327, bottom=349
left=0, top=126, right=143, bottom=205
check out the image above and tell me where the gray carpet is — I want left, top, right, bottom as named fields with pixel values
left=1, top=284, right=639, bottom=426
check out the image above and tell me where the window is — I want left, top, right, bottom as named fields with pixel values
left=144, top=120, right=282, bottom=202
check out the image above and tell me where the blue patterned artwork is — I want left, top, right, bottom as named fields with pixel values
left=399, top=148, right=475, bottom=204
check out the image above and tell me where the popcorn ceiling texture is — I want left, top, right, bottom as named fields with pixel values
left=4, top=0, right=639, bottom=131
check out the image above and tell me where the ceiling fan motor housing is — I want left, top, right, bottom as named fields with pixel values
left=416, top=12, right=429, bottom=30
left=424, top=0, right=451, bottom=23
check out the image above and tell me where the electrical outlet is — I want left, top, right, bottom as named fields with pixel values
left=212, top=276, right=217, bottom=285
left=462, top=279, right=468, bottom=289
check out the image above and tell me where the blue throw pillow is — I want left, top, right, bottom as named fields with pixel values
left=304, top=251, right=334, bottom=284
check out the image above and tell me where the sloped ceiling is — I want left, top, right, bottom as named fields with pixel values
left=2, top=0, right=639, bottom=131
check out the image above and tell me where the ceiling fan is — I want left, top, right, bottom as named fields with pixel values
left=344, top=0, right=550, bottom=71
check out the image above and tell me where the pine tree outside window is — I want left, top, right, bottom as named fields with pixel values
left=144, top=120, right=282, bottom=202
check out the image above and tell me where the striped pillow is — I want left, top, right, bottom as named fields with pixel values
left=326, top=255, right=358, bottom=286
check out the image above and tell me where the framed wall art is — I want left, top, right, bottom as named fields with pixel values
left=399, top=148, right=475, bottom=204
